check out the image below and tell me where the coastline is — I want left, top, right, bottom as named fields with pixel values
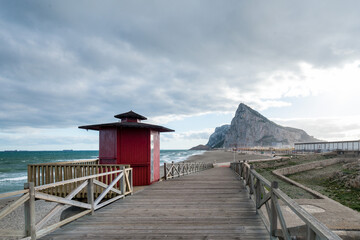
left=159, top=149, right=269, bottom=178
left=184, top=149, right=269, bottom=164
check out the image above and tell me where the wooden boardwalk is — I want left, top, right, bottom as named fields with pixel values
left=41, top=167, right=268, bottom=239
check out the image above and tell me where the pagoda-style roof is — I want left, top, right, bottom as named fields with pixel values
left=79, top=121, right=174, bottom=132
left=114, top=111, right=147, bottom=120
left=79, top=111, right=174, bottom=132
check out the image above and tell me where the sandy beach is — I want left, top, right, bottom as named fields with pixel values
left=185, top=149, right=270, bottom=163
left=0, top=197, right=70, bottom=239
left=0, top=150, right=267, bottom=239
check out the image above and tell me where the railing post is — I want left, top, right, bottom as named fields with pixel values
left=270, top=181, right=278, bottom=239
left=87, top=179, right=94, bottom=215
left=240, top=161, right=244, bottom=178
left=171, top=161, right=175, bottom=178
left=249, top=165, right=255, bottom=195
left=120, top=166, right=125, bottom=195
left=24, top=182, right=36, bottom=240
left=129, top=168, right=133, bottom=195
left=164, top=163, right=168, bottom=180
left=255, top=178, right=261, bottom=214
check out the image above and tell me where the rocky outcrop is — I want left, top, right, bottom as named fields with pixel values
left=189, top=144, right=210, bottom=150
left=206, top=124, right=230, bottom=148
left=331, top=159, right=360, bottom=189
left=207, top=103, right=318, bottom=149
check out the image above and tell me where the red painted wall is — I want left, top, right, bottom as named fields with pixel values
left=99, top=128, right=117, bottom=164
left=117, top=128, right=150, bottom=186
left=98, top=127, right=161, bottom=186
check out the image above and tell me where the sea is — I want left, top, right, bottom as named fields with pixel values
left=0, top=150, right=205, bottom=194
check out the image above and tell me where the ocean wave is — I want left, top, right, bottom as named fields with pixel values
left=0, top=176, right=28, bottom=182
left=54, top=158, right=98, bottom=162
left=160, top=150, right=205, bottom=164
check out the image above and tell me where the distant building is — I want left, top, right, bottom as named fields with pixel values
left=294, top=140, right=360, bottom=153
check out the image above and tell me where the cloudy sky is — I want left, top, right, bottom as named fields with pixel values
left=1, top=1, right=360, bottom=150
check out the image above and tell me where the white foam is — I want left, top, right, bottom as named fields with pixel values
left=0, top=176, right=28, bottom=182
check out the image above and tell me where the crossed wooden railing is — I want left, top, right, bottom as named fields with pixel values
left=164, top=162, right=213, bottom=180
left=28, top=161, right=130, bottom=198
left=230, top=161, right=341, bottom=240
left=0, top=166, right=133, bottom=240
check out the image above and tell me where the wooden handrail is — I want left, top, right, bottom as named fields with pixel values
left=164, top=162, right=213, bottom=180
left=29, top=159, right=100, bottom=166
left=28, top=163, right=130, bottom=198
left=0, top=167, right=133, bottom=240
left=230, top=161, right=341, bottom=240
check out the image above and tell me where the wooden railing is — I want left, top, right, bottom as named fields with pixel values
left=0, top=167, right=133, bottom=240
left=164, top=162, right=213, bottom=180
left=28, top=161, right=130, bottom=198
left=230, top=161, right=341, bottom=240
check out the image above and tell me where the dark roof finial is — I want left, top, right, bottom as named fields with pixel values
left=114, top=110, right=147, bottom=120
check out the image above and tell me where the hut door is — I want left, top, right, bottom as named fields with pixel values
left=150, top=134, right=154, bottom=182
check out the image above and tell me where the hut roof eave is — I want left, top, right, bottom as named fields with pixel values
left=78, top=121, right=174, bottom=132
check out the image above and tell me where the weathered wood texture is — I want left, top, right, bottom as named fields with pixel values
left=41, top=167, right=268, bottom=239
left=28, top=162, right=130, bottom=198
left=230, top=161, right=341, bottom=240
left=164, top=161, right=213, bottom=180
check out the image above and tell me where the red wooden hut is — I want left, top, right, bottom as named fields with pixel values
left=79, top=111, right=174, bottom=186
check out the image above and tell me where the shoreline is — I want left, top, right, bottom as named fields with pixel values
left=184, top=149, right=270, bottom=164
left=159, top=149, right=269, bottom=177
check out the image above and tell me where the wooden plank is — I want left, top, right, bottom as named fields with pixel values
left=258, top=192, right=271, bottom=209
left=0, top=189, right=28, bottom=198
left=0, top=193, right=29, bottom=219
left=36, top=210, right=92, bottom=239
left=35, top=192, right=91, bottom=209
left=124, top=170, right=131, bottom=193
left=273, top=196, right=291, bottom=240
left=94, top=194, right=124, bottom=210
left=94, top=172, right=123, bottom=206
left=93, top=179, right=122, bottom=195
left=42, top=168, right=269, bottom=240
left=88, top=179, right=94, bottom=214
left=24, top=182, right=36, bottom=240
left=0, top=229, right=24, bottom=237
left=273, top=188, right=341, bottom=239
left=34, top=170, right=122, bottom=191
left=35, top=180, right=89, bottom=230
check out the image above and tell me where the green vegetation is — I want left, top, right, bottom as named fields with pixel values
left=253, top=154, right=360, bottom=212
left=256, top=168, right=315, bottom=199
left=288, top=162, right=360, bottom=212
left=323, top=178, right=360, bottom=211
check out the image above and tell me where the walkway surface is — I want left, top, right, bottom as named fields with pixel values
left=41, top=167, right=268, bottom=239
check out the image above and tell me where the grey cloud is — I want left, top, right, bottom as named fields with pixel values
left=273, top=118, right=360, bottom=140
left=161, top=131, right=211, bottom=142
left=1, top=1, right=360, bottom=129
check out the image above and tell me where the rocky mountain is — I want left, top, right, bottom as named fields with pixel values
left=206, top=103, right=318, bottom=149
left=206, top=125, right=230, bottom=148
